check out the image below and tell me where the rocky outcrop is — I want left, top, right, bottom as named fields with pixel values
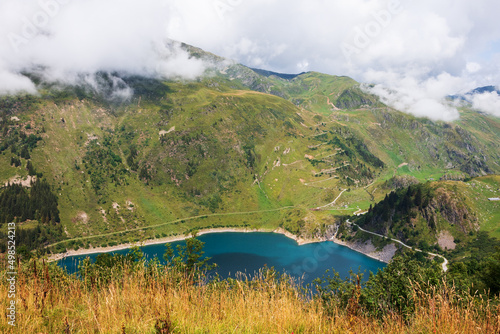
left=332, top=238, right=397, bottom=263
left=384, top=175, right=419, bottom=190
left=424, top=187, right=478, bottom=234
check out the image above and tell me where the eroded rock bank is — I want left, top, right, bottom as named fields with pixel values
left=331, top=238, right=397, bottom=263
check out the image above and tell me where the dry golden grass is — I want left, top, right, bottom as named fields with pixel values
left=0, top=260, right=499, bottom=333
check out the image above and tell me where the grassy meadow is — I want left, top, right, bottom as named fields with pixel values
left=1, top=255, right=498, bottom=333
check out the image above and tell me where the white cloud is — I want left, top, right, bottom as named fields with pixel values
left=363, top=71, right=464, bottom=121
left=0, top=0, right=499, bottom=120
left=472, top=91, right=500, bottom=117
left=0, top=0, right=206, bottom=96
left=408, top=99, right=460, bottom=121
left=466, top=62, right=482, bottom=74
left=155, top=43, right=207, bottom=80
left=0, top=67, right=37, bottom=95
left=162, top=0, right=500, bottom=120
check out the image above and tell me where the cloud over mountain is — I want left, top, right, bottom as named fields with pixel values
left=166, top=0, right=500, bottom=120
left=1, top=0, right=499, bottom=120
left=0, top=0, right=205, bottom=95
left=471, top=90, right=500, bottom=117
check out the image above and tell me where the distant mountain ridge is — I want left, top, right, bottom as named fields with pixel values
left=248, top=67, right=306, bottom=80
left=1, top=43, right=499, bottom=255
left=449, top=85, right=500, bottom=101
left=469, top=85, right=500, bottom=95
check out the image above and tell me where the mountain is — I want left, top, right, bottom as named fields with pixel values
left=248, top=67, right=306, bottom=80
left=449, top=85, right=500, bottom=102
left=469, top=86, right=500, bottom=95
left=0, top=45, right=499, bottom=255
left=354, top=175, right=500, bottom=250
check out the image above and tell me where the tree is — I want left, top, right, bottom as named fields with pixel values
left=26, top=160, right=36, bottom=176
left=314, top=253, right=443, bottom=319
left=481, top=248, right=500, bottom=295
left=139, top=165, right=150, bottom=181
left=243, top=143, right=256, bottom=169
left=20, top=146, right=30, bottom=159
left=381, top=199, right=390, bottom=221
left=414, top=186, right=423, bottom=207
left=10, top=156, right=21, bottom=167
left=163, top=233, right=215, bottom=278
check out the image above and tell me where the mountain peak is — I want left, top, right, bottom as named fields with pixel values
left=469, top=86, right=500, bottom=95
left=248, top=67, right=307, bottom=80
left=449, top=85, right=500, bottom=102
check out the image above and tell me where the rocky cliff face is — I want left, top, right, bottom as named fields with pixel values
left=422, top=187, right=478, bottom=234
left=356, top=181, right=482, bottom=250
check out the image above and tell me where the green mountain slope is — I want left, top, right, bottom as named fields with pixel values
left=0, top=76, right=393, bottom=251
left=356, top=175, right=500, bottom=246
left=0, top=46, right=499, bottom=254
left=346, top=175, right=500, bottom=291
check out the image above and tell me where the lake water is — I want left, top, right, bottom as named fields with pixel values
left=57, top=232, right=386, bottom=285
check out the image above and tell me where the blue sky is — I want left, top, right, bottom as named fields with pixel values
left=480, top=39, right=500, bottom=62
left=1, top=0, right=499, bottom=120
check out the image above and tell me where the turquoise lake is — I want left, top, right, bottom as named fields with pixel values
left=57, top=232, right=386, bottom=285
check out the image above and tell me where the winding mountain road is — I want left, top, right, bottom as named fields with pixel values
left=47, top=206, right=296, bottom=248
left=347, top=220, right=449, bottom=272
left=314, top=189, right=347, bottom=210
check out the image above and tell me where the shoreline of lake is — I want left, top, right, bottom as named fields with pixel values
left=330, top=237, right=396, bottom=264
left=47, top=227, right=322, bottom=262
left=47, top=227, right=392, bottom=264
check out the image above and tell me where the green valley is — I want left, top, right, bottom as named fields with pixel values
left=0, top=51, right=499, bottom=265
